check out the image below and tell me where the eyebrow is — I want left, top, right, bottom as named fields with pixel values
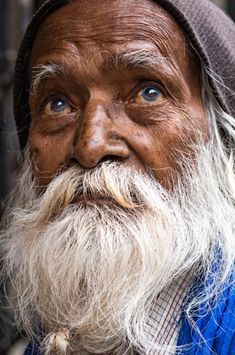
left=31, top=63, right=66, bottom=93
left=30, top=50, right=170, bottom=93
left=104, top=49, right=169, bottom=72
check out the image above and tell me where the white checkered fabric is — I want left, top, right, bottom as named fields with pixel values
left=145, top=273, right=192, bottom=355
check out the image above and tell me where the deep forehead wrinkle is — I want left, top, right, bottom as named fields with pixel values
left=31, top=0, right=187, bottom=62
left=34, top=19, right=184, bottom=57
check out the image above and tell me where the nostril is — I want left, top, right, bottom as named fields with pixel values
left=69, top=157, right=79, bottom=165
left=98, top=155, right=123, bottom=164
left=68, top=157, right=85, bottom=169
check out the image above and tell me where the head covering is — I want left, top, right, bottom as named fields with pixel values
left=14, top=0, right=235, bottom=149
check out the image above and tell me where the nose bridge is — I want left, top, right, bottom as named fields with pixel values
left=79, top=102, right=111, bottom=143
left=73, top=100, right=129, bottom=168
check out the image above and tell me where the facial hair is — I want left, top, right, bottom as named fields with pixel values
left=1, top=142, right=235, bottom=354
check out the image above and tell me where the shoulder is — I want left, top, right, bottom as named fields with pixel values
left=177, top=271, right=235, bottom=354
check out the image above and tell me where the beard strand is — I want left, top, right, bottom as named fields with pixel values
left=1, top=142, right=235, bottom=354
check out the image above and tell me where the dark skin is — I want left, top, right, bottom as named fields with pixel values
left=29, top=0, right=208, bottom=190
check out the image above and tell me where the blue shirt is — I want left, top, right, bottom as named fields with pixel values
left=24, top=273, right=235, bottom=355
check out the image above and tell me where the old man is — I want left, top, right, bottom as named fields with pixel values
left=1, top=0, right=235, bottom=354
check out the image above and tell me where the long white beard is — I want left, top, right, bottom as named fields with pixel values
left=1, top=142, right=235, bottom=354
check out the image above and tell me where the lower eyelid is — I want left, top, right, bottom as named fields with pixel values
left=133, top=95, right=164, bottom=106
left=44, top=103, right=69, bottom=115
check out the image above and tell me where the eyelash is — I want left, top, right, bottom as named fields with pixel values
left=130, top=80, right=165, bottom=98
left=38, top=92, right=73, bottom=113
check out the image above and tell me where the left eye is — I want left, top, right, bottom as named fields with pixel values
left=134, top=85, right=164, bottom=105
left=44, top=98, right=72, bottom=115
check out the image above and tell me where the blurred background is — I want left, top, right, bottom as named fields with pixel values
left=0, top=0, right=234, bottom=354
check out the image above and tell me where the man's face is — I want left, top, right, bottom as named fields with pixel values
left=29, top=0, right=208, bottom=189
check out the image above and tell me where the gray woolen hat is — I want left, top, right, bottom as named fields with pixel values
left=14, top=0, right=235, bottom=150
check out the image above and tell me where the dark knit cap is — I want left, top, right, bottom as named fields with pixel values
left=14, top=0, right=235, bottom=150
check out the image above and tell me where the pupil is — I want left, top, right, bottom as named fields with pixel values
left=51, top=99, right=65, bottom=112
left=142, top=87, right=160, bottom=101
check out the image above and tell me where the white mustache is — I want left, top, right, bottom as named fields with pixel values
left=35, top=162, right=164, bottom=225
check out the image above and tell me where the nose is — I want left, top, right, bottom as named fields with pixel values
left=72, top=102, right=130, bottom=168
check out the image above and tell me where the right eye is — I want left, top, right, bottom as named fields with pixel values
left=44, top=98, right=73, bottom=115
left=131, top=83, right=165, bottom=106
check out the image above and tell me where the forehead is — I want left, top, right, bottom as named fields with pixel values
left=30, top=0, right=193, bottom=73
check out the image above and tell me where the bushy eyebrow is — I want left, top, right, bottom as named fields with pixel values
left=30, top=63, right=66, bottom=94
left=104, top=49, right=168, bottom=72
left=30, top=50, right=170, bottom=93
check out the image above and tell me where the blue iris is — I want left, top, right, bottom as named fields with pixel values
left=141, top=86, right=161, bottom=101
left=51, top=98, right=67, bottom=112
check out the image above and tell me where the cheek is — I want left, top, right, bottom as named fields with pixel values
left=138, top=131, right=184, bottom=188
left=132, top=111, right=207, bottom=188
left=29, top=131, right=74, bottom=186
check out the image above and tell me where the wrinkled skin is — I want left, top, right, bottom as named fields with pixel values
left=29, top=0, right=208, bottom=189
